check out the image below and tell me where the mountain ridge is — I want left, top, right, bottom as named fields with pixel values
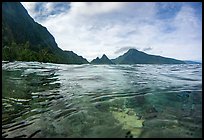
left=112, top=49, right=185, bottom=64
left=91, top=54, right=114, bottom=64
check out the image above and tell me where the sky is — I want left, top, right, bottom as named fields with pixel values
left=21, top=2, right=202, bottom=62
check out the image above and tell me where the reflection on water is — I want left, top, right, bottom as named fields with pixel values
left=2, top=61, right=202, bottom=138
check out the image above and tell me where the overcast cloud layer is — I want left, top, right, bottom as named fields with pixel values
left=21, top=2, right=202, bottom=62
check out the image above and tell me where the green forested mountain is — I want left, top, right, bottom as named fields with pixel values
left=91, top=54, right=114, bottom=64
left=112, top=49, right=186, bottom=64
left=2, top=2, right=88, bottom=64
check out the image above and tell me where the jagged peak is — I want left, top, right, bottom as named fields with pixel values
left=101, top=54, right=108, bottom=59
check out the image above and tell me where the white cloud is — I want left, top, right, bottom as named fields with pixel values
left=21, top=2, right=70, bottom=21
left=69, top=2, right=127, bottom=16
left=148, top=5, right=202, bottom=61
left=21, top=2, right=202, bottom=62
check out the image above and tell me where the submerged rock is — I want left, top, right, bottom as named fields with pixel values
left=145, top=106, right=158, bottom=113
left=143, top=106, right=158, bottom=119
left=110, top=107, right=144, bottom=138
left=125, top=131, right=133, bottom=138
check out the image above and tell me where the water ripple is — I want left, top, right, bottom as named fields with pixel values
left=2, top=62, right=202, bottom=138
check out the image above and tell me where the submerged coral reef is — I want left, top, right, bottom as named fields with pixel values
left=110, top=107, right=144, bottom=138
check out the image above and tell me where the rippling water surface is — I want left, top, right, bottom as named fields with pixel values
left=2, top=61, right=202, bottom=138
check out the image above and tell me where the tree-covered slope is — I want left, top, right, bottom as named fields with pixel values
left=2, top=2, right=88, bottom=64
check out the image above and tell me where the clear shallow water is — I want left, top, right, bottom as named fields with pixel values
left=2, top=61, right=202, bottom=138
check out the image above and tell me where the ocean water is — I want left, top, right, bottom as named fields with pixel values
left=2, top=61, right=202, bottom=138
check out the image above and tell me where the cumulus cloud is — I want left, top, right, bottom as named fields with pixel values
left=69, top=2, right=127, bottom=16
left=21, top=2, right=202, bottom=61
